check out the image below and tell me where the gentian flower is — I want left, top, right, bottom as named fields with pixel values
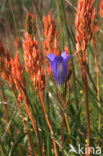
left=47, top=51, right=72, bottom=85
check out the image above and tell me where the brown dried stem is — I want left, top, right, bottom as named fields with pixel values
left=92, top=39, right=101, bottom=136
left=17, top=83, right=44, bottom=156
left=39, top=90, right=58, bottom=156
left=0, top=90, right=11, bottom=135
left=12, top=87, right=38, bottom=156
left=83, top=51, right=90, bottom=156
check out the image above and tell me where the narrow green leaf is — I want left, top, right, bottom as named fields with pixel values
left=9, top=133, right=27, bottom=156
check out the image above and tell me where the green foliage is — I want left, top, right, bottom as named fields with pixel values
left=0, top=0, right=103, bottom=155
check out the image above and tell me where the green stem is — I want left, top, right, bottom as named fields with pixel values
left=32, top=0, right=44, bottom=29
left=76, top=79, right=103, bottom=114
left=8, top=0, right=20, bottom=39
left=56, top=0, right=64, bottom=51
left=0, top=139, right=7, bottom=156
left=46, top=93, right=50, bottom=156
left=58, top=0, right=79, bottom=109
left=8, top=0, right=23, bottom=59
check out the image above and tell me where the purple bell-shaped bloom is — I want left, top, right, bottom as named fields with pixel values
left=47, top=51, right=72, bottom=85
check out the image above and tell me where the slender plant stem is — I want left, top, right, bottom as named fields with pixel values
left=60, top=93, right=66, bottom=156
left=0, top=143, right=4, bottom=156
left=62, top=108, right=65, bottom=156
left=83, top=51, right=90, bottom=156
left=1, top=90, right=11, bottom=135
left=12, top=88, right=38, bottom=156
left=58, top=0, right=79, bottom=109
left=0, top=139, right=7, bottom=156
left=55, top=84, right=73, bottom=147
left=64, top=114, right=72, bottom=144
left=1, top=90, right=8, bottom=121
left=4, top=67, right=43, bottom=155
left=8, top=0, right=23, bottom=59
left=78, top=49, right=90, bottom=155
left=13, top=80, right=44, bottom=155
left=8, top=0, right=20, bottom=40
left=46, top=93, right=50, bottom=156
left=78, top=48, right=90, bottom=156
left=23, top=93, right=44, bottom=156
left=39, top=90, right=58, bottom=156
left=92, top=39, right=101, bottom=137
left=32, top=0, right=44, bottom=29
left=56, top=0, right=64, bottom=51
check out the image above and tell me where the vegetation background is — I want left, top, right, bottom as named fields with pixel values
left=0, top=0, right=103, bottom=156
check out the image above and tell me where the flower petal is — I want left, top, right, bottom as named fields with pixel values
left=62, top=54, right=72, bottom=82
left=57, top=62, right=63, bottom=85
left=47, top=52, right=72, bottom=85
left=64, top=54, right=72, bottom=63
left=46, top=53, right=56, bottom=68
left=61, top=52, right=72, bottom=66
left=52, top=56, right=63, bottom=85
left=61, top=51, right=68, bottom=59
left=46, top=53, right=56, bottom=63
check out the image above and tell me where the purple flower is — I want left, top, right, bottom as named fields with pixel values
left=47, top=51, right=72, bottom=85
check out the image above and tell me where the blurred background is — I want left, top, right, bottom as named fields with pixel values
left=0, top=0, right=78, bottom=51
left=0, top=0, right=102, bottom=58
left=0, top=1, right=103, bottom=155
